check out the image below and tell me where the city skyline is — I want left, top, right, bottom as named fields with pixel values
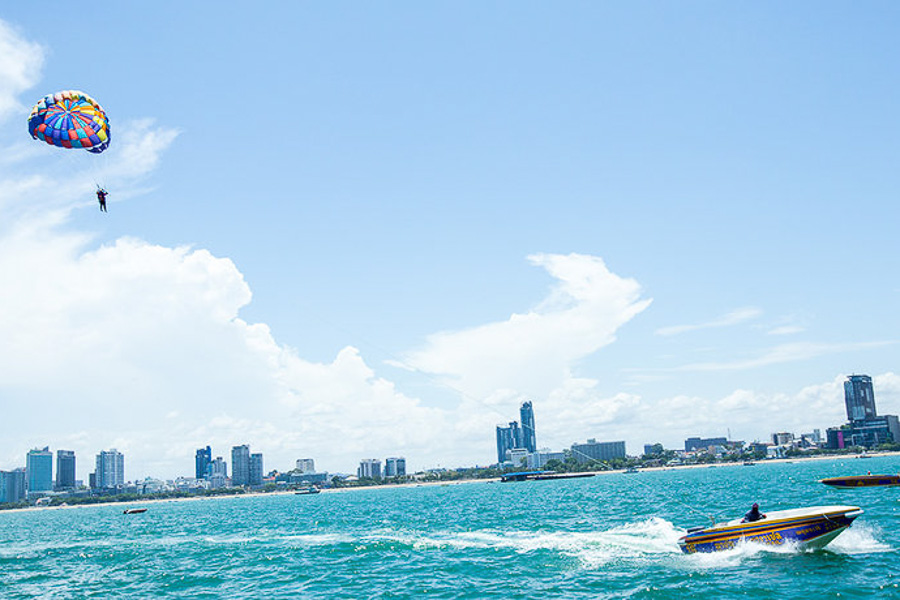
left=0, top=5, right=899, bottom=479
left=7, top=372, right=888, bottom=487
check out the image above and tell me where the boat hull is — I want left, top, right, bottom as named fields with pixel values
left=678, top=506, right=862, bottom=554
left=821, top=475, right=900, bottom=488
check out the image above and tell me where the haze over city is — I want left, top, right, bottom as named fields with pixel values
left=1, top=4, right=898, bottom=481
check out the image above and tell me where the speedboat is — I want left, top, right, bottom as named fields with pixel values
left=821, top=474, right=900, bottom=488
left=678, top=505, right=862, bottom=554
left=123, top=508, right=147, bottom=514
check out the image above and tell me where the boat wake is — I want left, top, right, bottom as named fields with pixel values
left=826, top=522, right=891, bottom=555
left=173, top=518, right=890, bottom=567
left=382, top=518, right=685, bottom=567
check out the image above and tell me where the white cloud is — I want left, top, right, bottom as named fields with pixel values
left=0, top=29, right=655, bottom=478
left=767, top=325, right=805, bottom=336
left=400, top=253, right=652, bottom=453
left=671, top=341, right=895, bottom=372
left=656, top=306, right=762, bottom=336
left=617, top=372, right=900, bottom=452
left=0, top=20, right=43, bottom=121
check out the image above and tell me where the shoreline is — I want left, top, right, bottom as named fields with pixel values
left=3, top=451, right=898, bottom=516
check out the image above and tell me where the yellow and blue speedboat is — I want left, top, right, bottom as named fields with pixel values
left=821, top=474, right=900, bottom=488
left=679, top=505, right=863, bottom=554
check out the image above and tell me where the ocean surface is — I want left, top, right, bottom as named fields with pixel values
left=2, top=456, right=899, bottom=599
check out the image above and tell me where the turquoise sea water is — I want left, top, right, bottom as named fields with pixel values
left=2, top=456, right=899, bottom=599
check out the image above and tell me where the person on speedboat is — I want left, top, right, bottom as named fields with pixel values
left=742, top=502, right=766, bottom=523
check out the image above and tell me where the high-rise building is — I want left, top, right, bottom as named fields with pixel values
left=95, top=449, right=125, bottom=489
left=208, top=456, right=228, bottom=488
left=195, top=446, right=212, bottom=479
left=845, top=375, right=877, bottom=422
left=232, top=445, right=251, bottom=486
left=384, top=457, right=406, bottom=477
left=496, top=421, right=522, bottom=463
left=249, top=453, right=264, bottom=486
left=0, top=469, right=26, bottom=504
left=358, top=459, right=382, bottom=479
left=26, top=447, right=53, bottom=494
left=295, top=458, right=315, bottom=473
left=520, top=401, right=537, bottom=453
left=209, top=456, right=227, bottom=477
left=56, top=450, right=76, bottom=490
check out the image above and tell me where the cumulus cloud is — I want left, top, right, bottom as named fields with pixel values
left=620, top=372, right=900, bottom=451
left=400, top=253, right=652, bottom=453
left=0, top=20, right=42, bottom=121
left=0, top=22, right=655, bottom=478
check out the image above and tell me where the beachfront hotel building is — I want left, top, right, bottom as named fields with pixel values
left=26, top=447, right=53, bottom=496
left=570, top=439, right=626, bottom=464
left=195, top=446, right=212, bottom=479
left=94, top=449, right=125, bottom=489
left=250, top=453, right=264, bottom=487
left=0, top=469, right=26, bottom=504
left=384, top=457, right=406, bottom=477
left=496, top=401, right=539, bottom=463
left=826, top=374, right=900, bottom=449
left=296, top=458, right=316, bottom=473
left=358, top=459, right=382, bottom=479
left=232, top=445, right=251, bottom=486
left=55, top=450, right=76, bottom=490
left=520, top=401, right=537, bottom=453
left=684, top=437, right=728, bottom=452
left=208, top=456, right=228, bottom=488
left=845, top=374, right=877, bottom=421
left=496, top=421, right=522, bottom=463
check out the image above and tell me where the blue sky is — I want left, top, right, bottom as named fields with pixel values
left=1, top=3, right=898, bottom=479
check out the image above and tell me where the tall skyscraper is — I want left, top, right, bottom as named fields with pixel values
left=26, top=447, right=53, bottom=494
left=384, top=457, right=406, bottom=477
left=195, top=446, right=212, bottom=479
left=56, top=450, right=76, bottom=490
left=249, top=453, right=264, bottom=486
left=95, top=449, right=125, bottom=489
left=495, top=421, right=522, bottom=463
left=845, top=375, right=877, bottom=422
left=0, top=469, right=26, bottom=504
left=520, top=401, right=537, bottom=453
left=232, top=445, right=251, bottom=486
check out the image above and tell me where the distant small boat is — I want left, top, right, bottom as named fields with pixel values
left=123, top=508, right=147, bottom=514
left=679, top=505, right=862, bottom=553
left=294, top=487, right=320, bottom=495
left=821, top=474, right=900, bottom=488
left=743, top=461, right=756, bottom=466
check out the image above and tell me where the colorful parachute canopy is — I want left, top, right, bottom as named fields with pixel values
left=27, top=90, right=110, bottom=154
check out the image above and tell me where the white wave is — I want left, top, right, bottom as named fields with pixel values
left=826, top=523, right=892, bottom=555
left=374, top=518, right=684, bottom=567
left=684, top=537, right=802, bottom=569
